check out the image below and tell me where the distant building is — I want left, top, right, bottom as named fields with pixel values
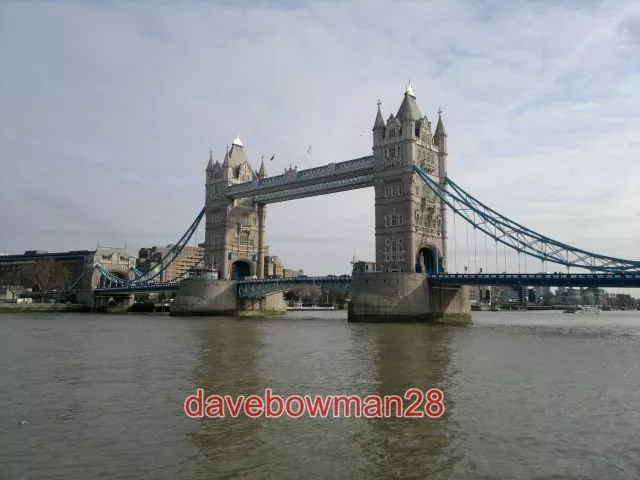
left=137, top=245, right=204, bottom=282
left=0, top=247, right=135, bottom=292
left=0, top=250, right=93, bottom=285
left=282, top=268, right=305, bottom=278
left=352, top=261, right=376, bottom=273
left=264, top=255, right=284, bottom=278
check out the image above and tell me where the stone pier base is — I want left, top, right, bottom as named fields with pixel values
left=87, top=293, right=134, bottom=312
left=170, top=278, right=286, bottom=316
left=347, top=272, right=471, bottom=323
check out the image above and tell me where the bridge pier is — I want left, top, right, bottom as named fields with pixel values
left=348, top=272, right=471, bottom=323
left=170, top=278, right=286, bottom=316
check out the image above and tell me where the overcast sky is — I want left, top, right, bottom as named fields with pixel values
left=1, top=0, right=639, bottom=276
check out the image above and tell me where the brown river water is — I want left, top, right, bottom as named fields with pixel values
left=1, top=310, right=640, bottom=479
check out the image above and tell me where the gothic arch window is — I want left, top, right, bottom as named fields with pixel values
left=383, top=236, right=405, bottom=262
left=384, top=212, right=404, bottom=227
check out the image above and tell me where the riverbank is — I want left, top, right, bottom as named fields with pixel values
left=0, top=303, right=90, bottom=314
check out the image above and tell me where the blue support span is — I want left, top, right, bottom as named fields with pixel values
left=94, top=283, right=181, bottom=296
left=412, top=164, right=640, bottom=274
left=237, top=276, right=352, bottom=299
left=92, top=208, right=205, bottom=294
left=129, top=207, right=205, bottom=285
left=429, top=273, right=640, bottom=288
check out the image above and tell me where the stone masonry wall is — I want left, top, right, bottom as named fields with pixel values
left=348, top=272, right=470, bottom=323
left=237, top=291, right=287, bottom=316
left=171, top=279, right=238, bottom=316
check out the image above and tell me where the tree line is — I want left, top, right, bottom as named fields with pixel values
left=0, top=260, right=73, bottom=302
left=283, top=286, right=348, bottom=304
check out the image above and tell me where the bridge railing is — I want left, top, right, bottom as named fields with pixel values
left=430, top=273, right=640, bottom=279
left=227, top=156, right=373, bottom=196
left=237, top=275, right=352, bottom=284
left=428, top=272, right=640, bottom=286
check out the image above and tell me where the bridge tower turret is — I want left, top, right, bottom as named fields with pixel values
left=372, top=99, right=386, bottom=145
left=372, top=81, right=447, bottom=275
left=434, top=109, right=448, bottom=270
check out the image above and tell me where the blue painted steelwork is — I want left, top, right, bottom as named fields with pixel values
left=429, top=273, right=640, bottom=287
left=129, top=207, right=205, bottom=284
left=94, top=283, right=181, bottom=296
left=92, top=207, right=205, bottom=290
left=413, top=165, right=640, bottom=273
left=95, top=264, right=127, bottom=287
left=237, top=276, right=352, bottom=299
left=92, top=271, right=640, bottom=297
left=94, top=265, right=203, bottom=295
left=130, top=266, right=147, bottom=279
left=95, top=275, right=353, bottom=297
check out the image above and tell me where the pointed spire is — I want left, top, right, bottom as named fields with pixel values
left=232, top=133, right=243, bottom=147
left=373, top=99, right=385, bottom=131
left=405, top=79, right=415, bottom=98
left=435, top=108, right=447, bottom=137
left=222, top=144, right=230, bottom=167
left=397, top=81, right=422, bottom=121
left=258, top=154, right=267, bottom=178
left=206, top=150, right=214, bottom=170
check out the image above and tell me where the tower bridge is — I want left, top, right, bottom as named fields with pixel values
left=87, top=81, right=640, bottom=319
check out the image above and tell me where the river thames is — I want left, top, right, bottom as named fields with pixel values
left=1, top=310, right=639, bottom=479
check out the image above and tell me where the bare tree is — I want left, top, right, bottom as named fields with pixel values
left=0, top=270, right=26, bottom=301
left=21, top=260, right=71, bottom=302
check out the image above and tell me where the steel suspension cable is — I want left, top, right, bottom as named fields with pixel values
left=484, top=232, right=488, bottom=274
left=503, top=242, right=507, bottom=273
left=518, top=252, right=521, bottom=274
left=466, top=219, right=470, bottom=273
left=454, top=212, right=458, bottom=273
left=474, top=226, right=478, bottom=274
left=413, top=166, right=640, bottom=273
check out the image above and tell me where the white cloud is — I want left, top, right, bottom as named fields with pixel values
left=1, top=0, right=639, bottom=275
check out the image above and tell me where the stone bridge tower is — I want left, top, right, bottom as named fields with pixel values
left=348, top=82, right=469, bottom=323
left=204, top=135, right=267, bottom=280
left=372, top=81, right=448, bottom=274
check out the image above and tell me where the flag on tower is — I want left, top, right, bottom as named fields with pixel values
left=307, top=144, right=312, bottom=154
left=269, top=154, right=275, bottom=161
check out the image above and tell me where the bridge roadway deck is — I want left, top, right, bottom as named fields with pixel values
left=428, top=273, right=640, bottom=287
left=94, top=283, right=180, bottom=296
left=226, top=156, right=374, bottom=203
left=92, top=273, right=640, bottom=297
